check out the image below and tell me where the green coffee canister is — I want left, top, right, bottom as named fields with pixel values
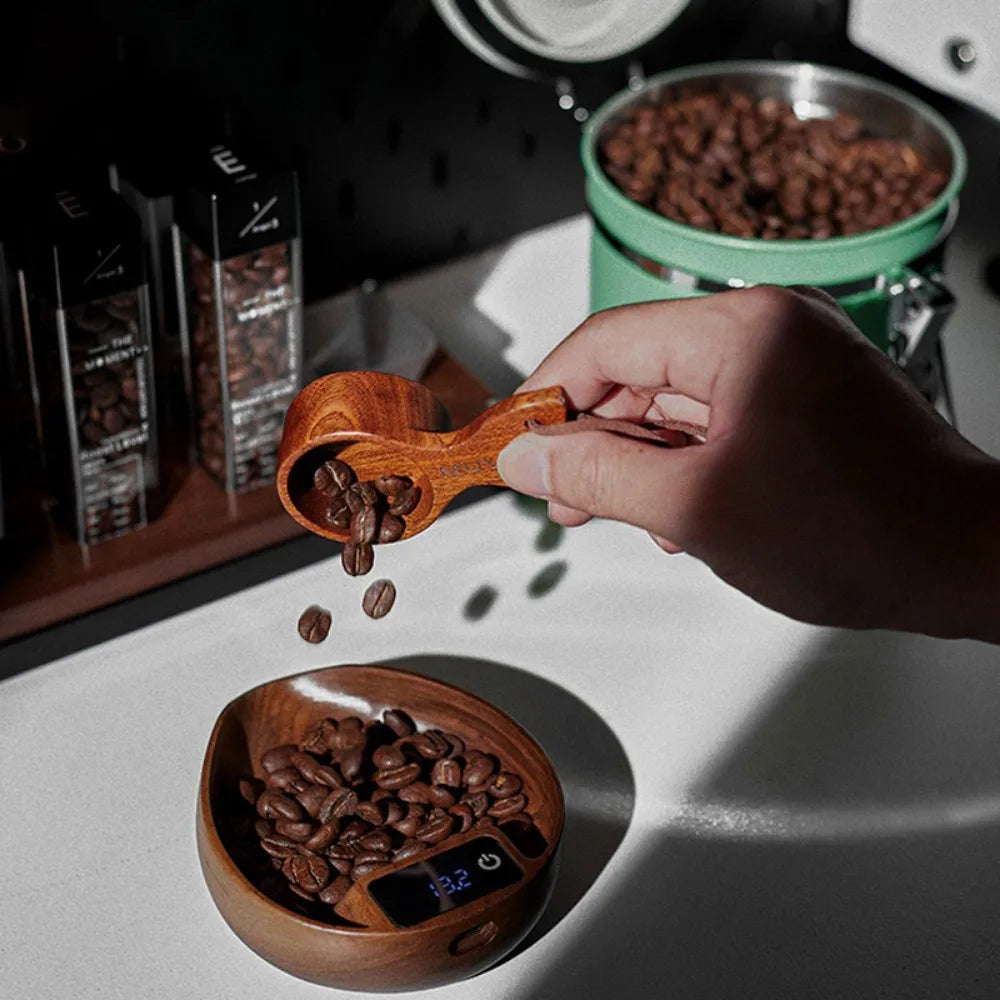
left=582, top=61, right=967, bottom=401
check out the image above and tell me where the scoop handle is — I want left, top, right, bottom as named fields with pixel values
left=426, top=386, right=568, bottom=495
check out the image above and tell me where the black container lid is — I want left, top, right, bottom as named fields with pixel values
left=174, top=140, right=300, bottom=261
left=31, top=185, right=145, bottom=308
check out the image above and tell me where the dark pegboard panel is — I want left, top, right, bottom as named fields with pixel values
left=5, top=0, right=872, bottom=304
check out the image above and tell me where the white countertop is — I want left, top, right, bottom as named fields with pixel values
left=4, top=216, right=1000, bottom=998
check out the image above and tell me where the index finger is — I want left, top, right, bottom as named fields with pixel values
left=517, top=289, right=755, bottom=411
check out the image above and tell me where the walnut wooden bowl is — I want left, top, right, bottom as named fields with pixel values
left=196, top=665, right=564, bottom=992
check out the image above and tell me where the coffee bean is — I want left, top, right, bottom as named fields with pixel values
left=344, top=488, right=365, bottom=515
left=335, top=716, right=366, bottom=749
left=314, top=459, right=353, bottom=495
left=408, top=733, right=443, bottom=760
left=261, top=745, right=298, bottom=774
left=488, top=792, right=527, bottom=819
left=296, top=785, right=331, bottom=820
left=318, top=875, right=352, bottom=905
left=350, top=481, right=379, bottom=507
left=254, top=819, right=273, bottom=840
left=388, top=485, right=421, bottom=516
left=275, top=819, right=315, bottom=842
left=318, top=788, right=358, bottom=823
left=431, top=758, right=462, bottom=788
left=300, top=718, right=338, bottom=755
left=359, top=829, right=393, bottom=853
left=355, top=801, right=384, bottom=826
left=376, top=513, right=404, bottom=544
left=283, top=853, right=330, bottom=893
left=327, top=841, right=365, bottom=860
left=288, top=751, right=321, bottom=779
left=297, top=605, right=331, bottom=643
left=362, top=579, right=396, bottom=619
left=257, top=789, right=305, bottom=822
left=394, top=804, right=426, bottom=839
left=383, top=800, right=405, bottom=826
left=488, top=772, right=523, bottom=799
left=375, top=762, right=421, bottom=789
left=463, top=753, right=497, bottom=788
left=304, top=820, right=340, bottom=852
left=427, top=786, right=456, bottom=809
left=352, top=861, right=384, bottom=881
left=260, top=834, right=300, bottom=858
left=337, top=746, right=364, bottom=782
left=351, top=506, right=379, bottom=545
left=374, top=474, right=411, bottom=496
left=341, top=541, right=374, bottom=577
left=373, top=745, right=406, bottom=770
left=340, top=818, right=371, bottom=841
left=383, top=708, right=416, bottom=738
left=415, top=812, right=455, bottom=844
left=327, top=856, right=354, bottom=877
left=311, top=764, right=347, bottom=789
left=267, top=767, right=309, bottom=794
left=449, top=803, right=474, bottom=833
left=354, top=850, right=390, bottom=867
left=462, top=791, right=490, bottom=819
left=398, top=781, right=433, bottom=804
left=288, top=882, right=316, bottom=901
left=324, top=496, right=351, bottom=530
left=393, top=839, right=425, bottom=863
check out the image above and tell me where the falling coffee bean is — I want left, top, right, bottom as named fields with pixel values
left=297, top=605, right=332, bottom=643
left=341, top=541, right=374, bottom=577
left=362, top=579, right=396, bottom=619
left=351, top=506, right=378, bottom=545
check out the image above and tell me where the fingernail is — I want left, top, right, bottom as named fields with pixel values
left=497, top=434, right=552, bottom=498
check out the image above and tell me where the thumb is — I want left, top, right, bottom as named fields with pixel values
left=497, top=430, right=703, bottom=539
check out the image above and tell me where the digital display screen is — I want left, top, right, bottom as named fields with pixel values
left=367, top=836, right=522, bottom=927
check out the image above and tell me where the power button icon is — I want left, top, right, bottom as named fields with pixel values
left=477, top=852, right=502, bottom=871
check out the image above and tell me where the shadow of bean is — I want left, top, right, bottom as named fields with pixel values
left=535, top=519, right=564, bottom=553
left=527, top=560, right=568, bottom=598
left=463, top=584, right=499, bottom=621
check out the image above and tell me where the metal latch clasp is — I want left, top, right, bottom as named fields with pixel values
left=885, top=269, right=955, bottom=370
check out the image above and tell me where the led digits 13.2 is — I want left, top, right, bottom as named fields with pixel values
left=428, top=868, right=473, bottom=898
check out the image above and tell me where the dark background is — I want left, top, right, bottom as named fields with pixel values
left=3, top=0, right=877, bottom=304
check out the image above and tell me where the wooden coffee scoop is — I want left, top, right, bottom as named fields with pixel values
left=277, top=371, right=569, bottom=541
left=276, top=371, right=706, bottom=542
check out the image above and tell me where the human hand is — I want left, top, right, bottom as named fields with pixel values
left=497, top=286, right=1000, bottom=640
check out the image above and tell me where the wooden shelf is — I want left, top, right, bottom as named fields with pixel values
left=0, top=351, right=492, bottom=642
